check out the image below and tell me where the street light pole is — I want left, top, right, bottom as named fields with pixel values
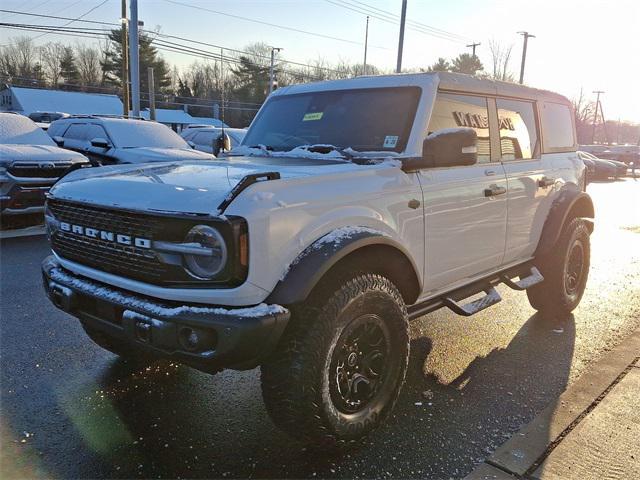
left=269, top=47, right=282, bottom=95
left=129, top=0, right=140, bottom=116
left=120, top=0, right=129, bottom=117
left=591, top=90, right=604, bottom=144
left=363, top=15, right=369, bottom=75
left=518, top=31, right=535, bottom=84
left=396, top=0, right=407, bottom=73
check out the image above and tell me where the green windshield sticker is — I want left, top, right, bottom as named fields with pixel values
left=303, top=112, right=323, bottom=121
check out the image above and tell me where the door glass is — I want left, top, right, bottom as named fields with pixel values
left=63, top=123, right=88, bottom=140
left=496, top=99, right=539, bottom=160
left=86, top=124, right=109, bottom=143
left=427, top=93, right=491, bottom=163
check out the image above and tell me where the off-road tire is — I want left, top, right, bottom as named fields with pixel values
left=81, top=322, right=149, bottom=361
left=527, top=218, right=590, bottom=316
left=261, top=273, right=410, bottom=445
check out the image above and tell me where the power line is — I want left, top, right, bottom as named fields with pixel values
left=29, top=0, right=110, bottom=41
left=160, top=0, right=389, bottom=50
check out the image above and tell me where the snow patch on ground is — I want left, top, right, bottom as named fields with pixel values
left=46, top=261, right=286, bottom=319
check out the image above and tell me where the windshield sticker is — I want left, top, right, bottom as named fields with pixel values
left=303, top=112, right=324, bottom=122
left=383, top=135, right=399, bottom=148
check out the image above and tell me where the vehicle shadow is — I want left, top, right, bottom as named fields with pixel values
left=69, top=310, right=575, bottom=479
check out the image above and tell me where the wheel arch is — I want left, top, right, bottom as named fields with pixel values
left=266, top=229, right=422, bottom=306
left=535, top=186, right=594, bottom=258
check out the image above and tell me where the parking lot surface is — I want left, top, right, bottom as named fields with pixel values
left=1, top=179, right=639, bottom=479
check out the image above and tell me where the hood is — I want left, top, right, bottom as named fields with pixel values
left=49, top=156, right=383, bottom=216
left=114, top=147, right=214, bottom=164
left=0, top=144, right=88, bottom=166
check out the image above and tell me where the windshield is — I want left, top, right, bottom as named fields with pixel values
left=242, top=87, right=421, bottom=154
left=106, top=121, right=190, bottom=149
left=0, top=114, right=56, bottom=146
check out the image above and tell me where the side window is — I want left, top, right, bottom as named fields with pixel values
left=63, top=123, right=88, bottom=141
left=427, top=93, right=491, bottom=164
left=540, top=102, right=575, bottom=151
left=496, top=99, right=539, bottom=160
left=193, top=131, right=215, bottom=146
left=86, top=124, right=109, bottom=142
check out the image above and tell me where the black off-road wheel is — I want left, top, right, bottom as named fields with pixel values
left=527, top=218, right=591, bottom=317
left=260, top=273, right=410, bottom=445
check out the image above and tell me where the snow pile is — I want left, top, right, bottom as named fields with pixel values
left=0, top=113, right=55, bottom=146
left=46, top=261, right=287, bottom=319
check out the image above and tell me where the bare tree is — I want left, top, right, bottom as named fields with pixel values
left=572, top=88, right=596, bottom=144
left=74, top=43, right=101, bottom=87
left=0, top=36, right=39, bottom=81
left=488, top=39, right=514, bottom=82
left=40, top=42, right=66, bottom=86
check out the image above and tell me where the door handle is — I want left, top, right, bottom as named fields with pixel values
left=484, top=184, right=507, bottom=197
left=538, top=176, right=555, bottom=188
left=484, top=169, right=497, bottom=176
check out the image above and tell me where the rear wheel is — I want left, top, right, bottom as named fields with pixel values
left=527, top=218, right=590, bottom=316
left=261, top=273, right=409, bottom=445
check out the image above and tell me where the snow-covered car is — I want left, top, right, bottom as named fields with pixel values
left=181, top=126, right=246, bottom=155
left=0, top=112, right=89, bottom=216
left=48, top=116, right=214, bottom=165
left=578, top=151, right=623, bottom=179
left=42, top=72, right=593, bottom=443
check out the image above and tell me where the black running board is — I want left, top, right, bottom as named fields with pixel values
left=407, top=261, right=542, bottom=320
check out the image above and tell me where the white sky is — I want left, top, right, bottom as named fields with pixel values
left=1, top=0, right=639, bottom=123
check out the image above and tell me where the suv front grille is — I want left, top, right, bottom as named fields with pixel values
left=48, top=199, right=167, bottom=282
left=9, top=162, right=72, bottom=179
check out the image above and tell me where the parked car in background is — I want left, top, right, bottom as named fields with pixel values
left=181, top=127, right=246, bottom=154
left=577, top=151, right=619, bottom=180
left=48, top=116, right=214, bottom=165
left=0, top=112, right=89, bottom=217
left=579, top=144, right=639, bottom=166
left=28, top=111, right=69, bottom=124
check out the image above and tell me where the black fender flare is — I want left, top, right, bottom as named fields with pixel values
left=266, top=229, right=422, bottom=305
left=535, top=185, right=594, bottom=258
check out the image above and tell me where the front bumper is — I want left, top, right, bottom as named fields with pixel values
left=0, top=183, right=51, bottom=215
left=42, top=256, right=290, bottom=372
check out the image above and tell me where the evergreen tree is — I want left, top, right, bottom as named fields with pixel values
left=101, top=27, right=171, bottom=105
left=59, top=46, right=80, bottom=87
left=427, top=57, right=451, bottom=72
left=450, top=53, right=484, bottom=75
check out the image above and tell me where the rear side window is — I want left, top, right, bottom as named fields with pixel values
left=496, top=99, right=539, bottom=160
left=428, top=93, right=491, bottom=163
left=540, top=102, right=575, bottom=151
left=63, top=123, right=88, bottom=140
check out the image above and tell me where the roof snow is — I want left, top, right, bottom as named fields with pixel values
left=138, top=109, right=228, bottom=127
left=8, top=87, right=123, bottom=116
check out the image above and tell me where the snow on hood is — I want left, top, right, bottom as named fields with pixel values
left=113, top=146, right=214, bottom=164
left=49, top=156, right=398, bottom=215
left=0, top=143, right=88, bottom=166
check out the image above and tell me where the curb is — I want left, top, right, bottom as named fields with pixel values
left=464, top=328, right=640, bottom=479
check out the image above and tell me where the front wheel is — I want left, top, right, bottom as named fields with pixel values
left=527, top=218, right=591, bottom=317
left=261, top=273, right=410, bottom=445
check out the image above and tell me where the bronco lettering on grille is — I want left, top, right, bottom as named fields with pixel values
left=59, top=222, right=152, bottom=249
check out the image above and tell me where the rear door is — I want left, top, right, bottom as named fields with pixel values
left=498, top=98, right=555, bottom=263
left=419, top=92, right=508, bottom=294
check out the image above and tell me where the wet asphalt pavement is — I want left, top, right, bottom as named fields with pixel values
left=1, top=179, right=639, bottom=479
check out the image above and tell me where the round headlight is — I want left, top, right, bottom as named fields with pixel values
left=183, top=225, right=227, bottom=280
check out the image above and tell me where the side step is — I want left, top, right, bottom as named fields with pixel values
left=501, top=266, right=544, bottom=291
left=443, top=287, right=502, bottom=317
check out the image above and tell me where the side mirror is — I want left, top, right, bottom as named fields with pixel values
left=402, top=128, right=478, bottom=172
left=213, top=133, right=232, bottom=156
left=90, top=137, right=111, bottom=149
left=52, top=135, right=64, bottom=147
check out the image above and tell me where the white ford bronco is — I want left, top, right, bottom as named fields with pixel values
left=42, top=72, right=593, bottom=443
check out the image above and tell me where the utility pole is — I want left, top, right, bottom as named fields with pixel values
left=396, top=0, right=407, bottom=73
left=466, top=42, right=480, bottom=58
left=120, top=0, right=129, bottom=117
left=518, top=31, right=535, bottom=84
left=363, top=15, right=369, bottom=75
left=129, top=0, right=140, bottom=116
left=147, top=67, right=155, bottom=121
left=591, top=90, right=604, bottom=144
left=269, top=46, right=282, bottom=95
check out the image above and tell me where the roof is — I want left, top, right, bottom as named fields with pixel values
left=275, top=71, right=570, bottom=105
left=7, top=87, right=123, bottom=116
left=138, top=109, right=228, bottom=127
